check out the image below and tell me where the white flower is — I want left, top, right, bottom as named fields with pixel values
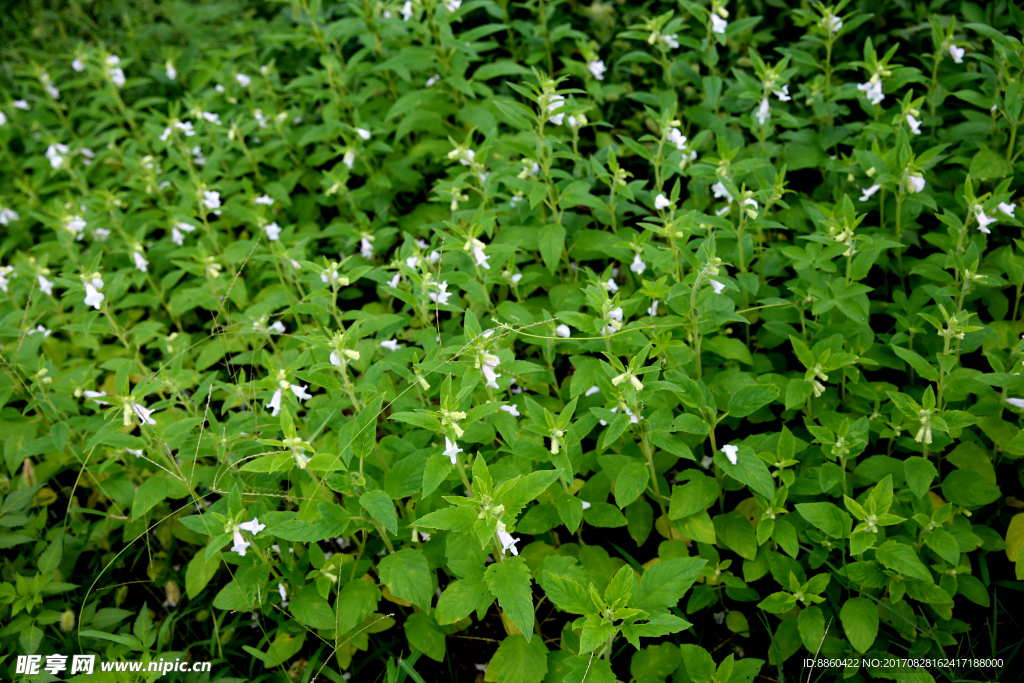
left=828, top=15, right=843, bottom=32
left=40, top=72, right=59, bottom=99
left=721, top=444, right=739, bottom=465
left=712, top=181, right=734, bottom=203
left=215, top=84, right=225, bottom=93
left=238, top=517, right=266, bottom=535
left=290, top=259, right=301, bottom=270
left=388, top=273, right=401, bottom=288
left=556, top=324, right=571, bottom=338
left=482, top=363, right=501, bottom=389
left=360, top=237, right=374, bottom=259
left=588, top=60, right=606, bottom=80
left=278, top=583, right=288, bottom=606
left=546, top=94, right=566, bottom=125
left=0, top=208, right=19, bottom=225
left=290, top=384, right=312, bottom=401
left=95, top=228, right=111, bottom=241
left=429, top=280, right=451, bottom=305
left=857, top=80, right=885, bottom=106
left=701, top=455, right=714, bottom=469
left=630, top=253, right=646, bottom=275
left=906, top=114, right=922, bottom=135
left=236, top=73, right=251, bottom=87
left=446, top=0, right=461, bottom=11
left=655, top=193, right=671, bottom=210
left=608, top=307, right=623, bottom=322
left=662, top=34, right=680, bottom=49
left=510, top=272, right=522, bottom=284
left=581, top=500, right=592, bottom=510
left=130, top=401, right=157, bottom=426
left=496, top=528, right=520, bottom=556
left=402, top=1, right=413, bottom=20
left=107, top=55, right=120, bottom=66
left=165, top=62, right=177, bottom=80
left=949, top=45, right=965, bottom=64
left=603, top=278, right=619, bottom=293
left=84, top=283, right=104, bottom=309
left=266, top=389, right=283, bottom=416
left=203, top=190, right=221, bottom=209
left=110, top=68, right=126, bottom=88
left=380, top=339, right=402, bottom=351
left=46, top=143, right=69, bottom=169
left=84, top=390, right=108, bottom=405
left=472, top=245, right=491, bottom=269
left=255, top=194, right=274, bottom=205
left=356, top=127, right=371, bottom=140
left=425, top=74, right=440, bottom=87
left=270, top=321, right=286, bottom=334
left=343, top=150, right=355, bottom=169
left=773, top=85, right=791, bottom=102
left=1007, top=398, right=1024, bottom=408
left=500, top=404, right=521, bottom=417
left=713, top=611, right=726, bottom=625
left=585, top=385, right=601, bottom=397
left=72, top=58, right=85, bottom=72
left=860, top=184, right=881, bottom=202
left=133, top=251, right=149, bottom=273
left=231, top=530, right=250, bottom=557
left=443, top=437, right=463, bottom=464
left=976, top=207, right=997, bottom=234
left=999, top=202, right=1016, bottom=217
left=711, top=14, right=728, bottom=34
left=265, top=222, right=282, bottom=241
left=202, top=111, right=221, bottom=125
left=28, top=325, right=52, bottom=337
left=710, top=279, right=726, bottom=294
left=428, top=250, right=441, bottom=264
left=13, top=100, right=29, bottom=111
left=755, top=98, right=771, bottom=125
left=907, top=174, right=926, bottom=194
left=647, top=300, right=659, bottom=316
left=38, top=275, right=54, bottom=295
left=0, top=112, right=5, bottom=126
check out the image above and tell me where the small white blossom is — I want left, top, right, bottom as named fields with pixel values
left=949, top=45, right=965, bottom=64
left=203, top=191, right=221, bottom=209
left=0, top=208, right=19, bottom=225
left=255, top=194, right=274, bottom=205
left=13, top=100, right=29, bottom=111
left=129, top=400, right=157, bottom=426
left=496, top=527, right=519, bottom=556
left=84, top=390, right=108, bottom=406
left=356, top=127, right=371, bottom=140
left=265, top=222, right=282, bottom=241
left=721, top=444, right=739, bottom=465
left=429, top=280, right=451, bottom=305
left=998, top=202, right=1016, bottom=217
left=655, top=193, right=671, bottom=210
left=28, top=324, right=52, bottom=337
left=773, top=85, right=791, bottom=102
left=907, top=174, right=926, bottom=194
left=380, top=339, right=402, bottom=351
left=500, top=404, right=521, bottom=417
left=585, top=385, right=601, bottom=397
left=630, top=253, right=646, bottom=275
left=231, top=530, right=250, bottom=557
left=165, top=61, right=177, bottom=80
left=662, top=34, right=680, bottom=49
left=711, top=14, right=728, bottom=34
left=556, top=324, right=571, bottom=338
left=906, top=114, right=922, bottom=135
left=860, top=184, right=881, bottom=202
left=266, top=389, right=282, bottom=416
left=72, top=58, right=85, bottom=72
left=588, top=60, right=606, bottom=80
left=236, top=73, right=251, bottom=87
left=84, top=282, right=104, bottom=309
left=290, top=384, right=312, bottom=401
left=402, top=1, right=413, bottom=20
left=755, top=97, right=771, bottom=125
left=46, top=143, right=69, bottom=169
left=711, top=279, right=726, bottom=294
left=975, top=207, right=998, bottom=234
left=857, top=80, right=885, bottom=106
left=443, top=437, right=463, bottom=464
left=1007, top=398, right=1024, bottom=408
left=133, top=251, right=149, bottom=273
left=38, top=275, right=54, bottom=295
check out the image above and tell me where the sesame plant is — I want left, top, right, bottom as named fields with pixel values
left=2, top=0, right=1024, bottom=682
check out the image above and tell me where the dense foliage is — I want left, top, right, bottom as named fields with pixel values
left=2, top=0, right=1024, bottom=681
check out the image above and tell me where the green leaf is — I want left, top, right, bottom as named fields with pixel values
left=669, top=475, right=719, bottom=520
left=483, top=634, right=549, bottom=683
left=794, top=502, right=850, bottom=539
left=130, top=476, right=190, bottom=521
left=405, top=612, right=447, bottom=662
left=436, top=578, right=494, bottom=624
left=185, top=552, right=220, bottom=599
left=484, top=556, right=535, bottom=641
left=798, top=605, right=826, bottom=652
left=335, top=579, right=381, bottom=634
left=583, top=502, right=628, bottom=527
left=757, top=592, right=797, bottom=614
left=632, top=557, right=706, bottom=612
left=360, top=489, right=398, bottom=535
left=538, top=224, right=566, bottom=274
left=891, top=345, right=939, bottom=382
left=378, top=548, right=434, bottom=610
left=727, top=384, right=780, bottom=417
left=631, top=643, right=682, bottom=682
left=875, top=540, right=933, bottom=582
left=713, top=511, right=758, bottom=561
left=715, top=447, right=776, bottom=500
left=501, top=468, right=563, bottom=521
left=268, top=502, right=350, bottom=542
left=415, top=505, right=478, bottom=533
left=840, top=597, right=878, bottom=654
left=134, top=604, right=155, bottom=649
left=903, top=457, right=937, bottom=499
left=614, top=462, right=649, bottom=509
left=941, top=470, right=1001, bottom=507
left=289, top=584, right=336, bottom=630
left=924, top=529, right=960, bottom=565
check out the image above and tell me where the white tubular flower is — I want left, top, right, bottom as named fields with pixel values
left=265, top=222, right=282, bottom=241
left=500, top=404, right=520, bottom=417
left=278, top=583, right=288, bottom=606
left=860, top=184, right=881, bottom=202
left=773, top=85, right=791, bottom=102
left=231, top=530, right=250, bottom=556
left=290, top=384, right=312, bottom=401
left=755, top=97, right=771, bottom=125
left=1007, top=398, right=1024, bottom=408
left=496, top=527, right=520, bottom=556
left=203, top=190, right=221, bottom=209
left=40, top=72, right=60, bottom=99
left=701, top=455, right=714, bottom=469
left=255, top=194, right=274, bottom=205
left=906, top=114, right=922, bottom=135
left=236, top=73, right=251, bottom=87
left=443, top=437, right=463, bottom=464
left=266, top=389, right=283, bottom=416
left=387, top=273, right=401, bottom=288
left=0, top=112, right=5, bottom=126
left=907, top=174, right=926, bottom=194
left=655, top=193, right=671, bottom=210
left=110, top=68, right=126, bottom=88
left=84, top=282, right=104, bottom=309
left=28, top=324, right=52, bottom=337
left=647, top=300, right=659, bottom=316
left=128, top=400, right=157, bottom=426
left=84, top=390, right=109, bottom=405
left=608, top=307, right=623, bottom=323
left=630, top=253, right=646, bottom=275
left=482, top=363, right=501, bottom=389
left=721, top=443, right=739, bottom=465
left=356, top=127, right=371, bottom=140
left=472, top=245, right=491, bottom=269
left=238, top=517, right=266, bottom=535
left=975, top=208, right=997, bottom=234
left=425, top=74, right=440, bottom=87
left=0, top=266, right=13, bottom=293
left=603, top=278, right=619, bottom=293
left=401, top=1, right=413, bottom=20
left=202, top=111, right=221, bottom=124
left=0, top=207, right=19, bottom=225
left=857, top=80, right=884, bottom=105
left=133, top=251, right=149, bottom=273
left=998, top=202, right=1016, bottom=217
left=712, top=181, right=734, bottom=203
left=710, top=279, right=726, bottom=294
left=828, top=15, right=843, bottom=32
left=380, top=339, right=402, bottom=351
left=13, top=100, right=28, bottom=111
left=662, top=34, right=680, bottom=49
left=429, top=280, right=451, bottom=305
left=446, top=0, right=461, bottom=11
left=72, top=58, right=85, bottom=72
left=360, top=236, right=374, bottom=259
left=588, top=60, right=606, bottom=80
left=555, top=324, right=571, bottom=338
left=711, top=14, right=728, bottom=34
left=585, top=385, right=600, bottom=397
left=949, top=45, right=965, bottom=64
left=581, top=500, right=592, bottom=510
left=46, top=143, right=69, bottom=169
left=107, top=55, right=120, bottom=66
left=270, top=321, right=286, bottom=334
left=38, top=275, right=54, bottom=295
left=165, top=61, right=177, bottom=80
left=546, top=93, right=566, bottom=125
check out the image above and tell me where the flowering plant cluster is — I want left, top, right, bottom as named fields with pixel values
left=1, top=0, right=1023, bottom=682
